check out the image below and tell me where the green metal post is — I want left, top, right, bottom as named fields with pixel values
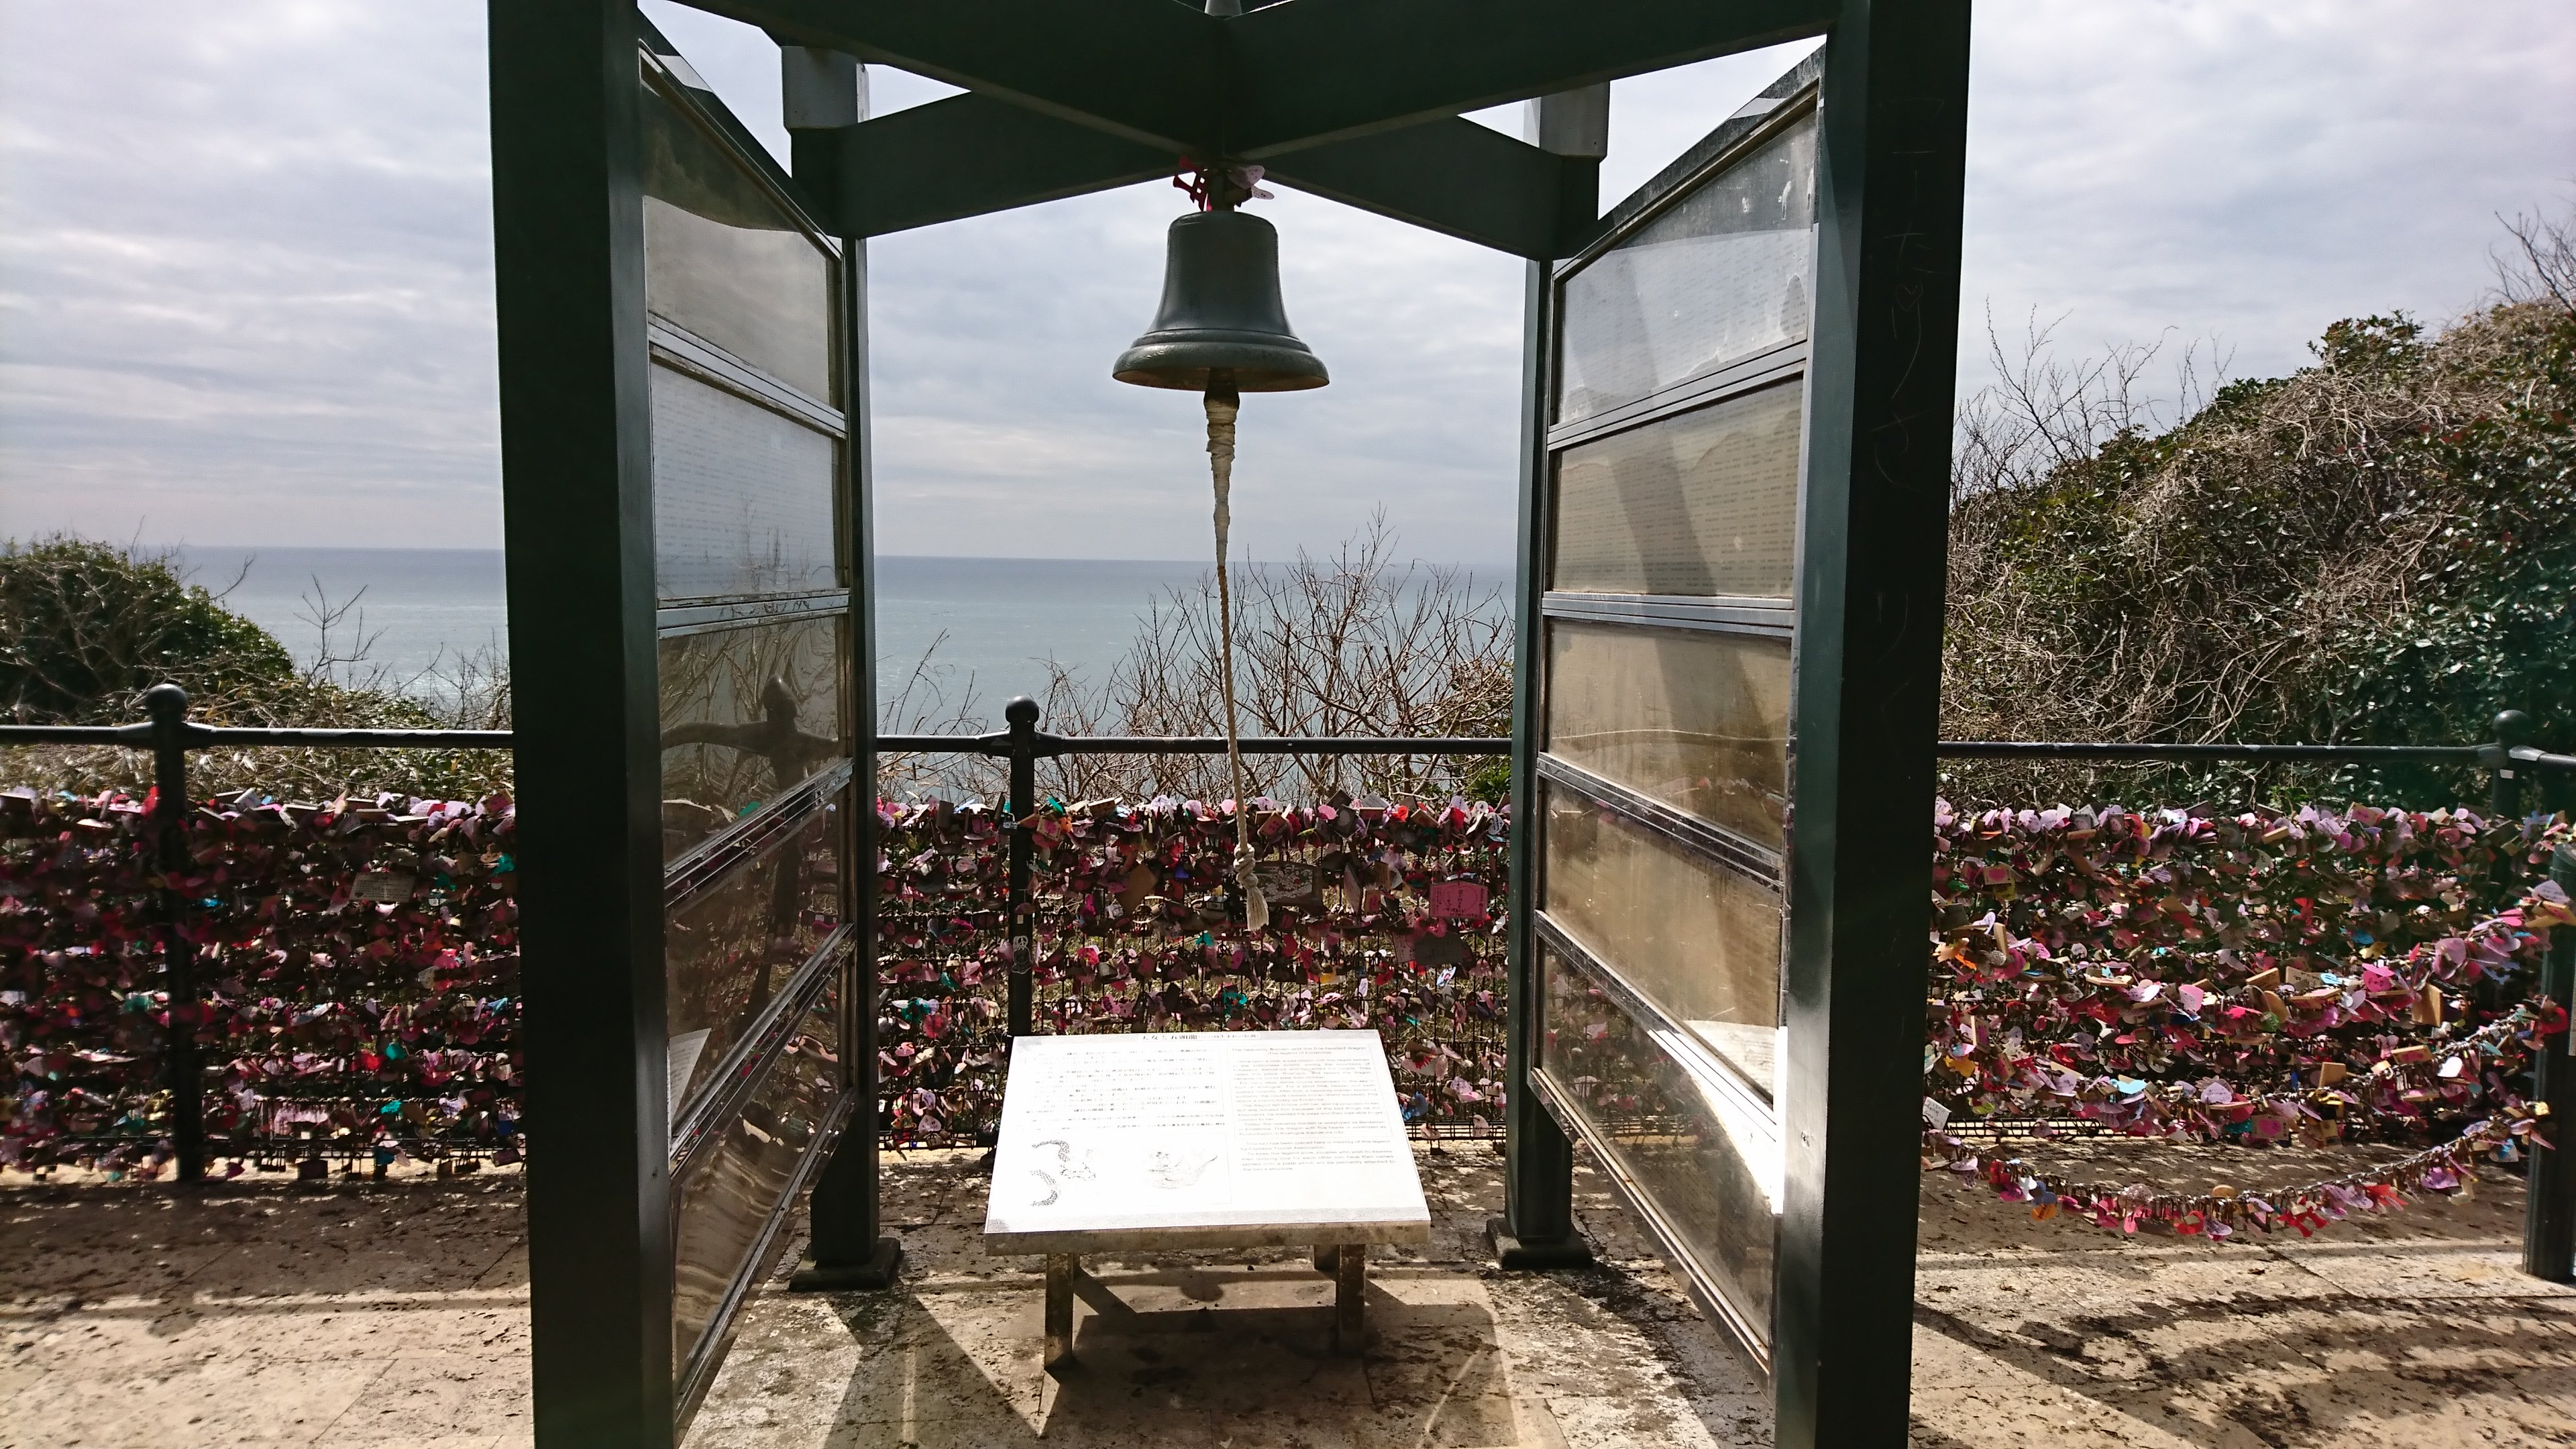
left=1494, top=86, right=1605, bottom=1271
left=1493, top=251, right=1586, bottom=1269
left=792, top=85, right=902, bottom=1281
left=1494, top=87, right=1603, bottom=1270
left=1774, top=3, right=1972, bottom=1444
left=488, top=1, right=675, bottom=1441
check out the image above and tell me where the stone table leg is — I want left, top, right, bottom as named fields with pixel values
left=1044, top=1253, right=1078, bottom=1371
left=1333, top=1242, right=1366, bottom=1355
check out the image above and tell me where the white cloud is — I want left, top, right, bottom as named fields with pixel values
left=2, top=1, right=2571, bottom=557
left=0, top=1, right=497, bottom=547
left=1957, top=0, right=2576, bottom=400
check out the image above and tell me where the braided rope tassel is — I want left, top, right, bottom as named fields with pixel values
left=1205, top=389, right=1268, bottom=932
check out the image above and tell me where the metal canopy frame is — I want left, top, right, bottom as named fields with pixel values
left=487, top=1, right=1966, bottom=1444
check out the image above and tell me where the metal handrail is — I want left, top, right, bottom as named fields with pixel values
left=1937, top=741, right=2489, bottom=763
left=0, top=721, right=513, bottom=749
left=1939, top=739, right=2576, bottom=770
left=14, top=724, right=2566, bottom=771
left=878, top=731, right=1509, bottom=757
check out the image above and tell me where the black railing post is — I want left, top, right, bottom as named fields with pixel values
left=2528, top=844, right=2576, bottom=1281
left=142, top=683, right=204, bottom=1183
left=1004, top=696, right=1039, bottom=1039
left=2491, top=710, right=2534, bottom=818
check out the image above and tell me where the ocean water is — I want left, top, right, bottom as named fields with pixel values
left=164, top=547, right=1217, bottom=724
left=163, top=548, right=1509, bottom=728
left=170, top=546, right=509, bottom=690
left=871, top=556, right=1210, bottom=724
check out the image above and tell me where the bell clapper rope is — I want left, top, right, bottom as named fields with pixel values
left=1204, top=376, right=1267, bottom=932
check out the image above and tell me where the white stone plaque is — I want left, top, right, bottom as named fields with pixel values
left=983, top=1030, right=1432, bottom=1254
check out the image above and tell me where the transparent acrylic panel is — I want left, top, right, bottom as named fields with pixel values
left=659, top=612, right=849, bottom=857
left=672, top=983, right=843, bottom=1372
left=1540, top=780, right=1780, bottom=1095
left=651, top=364, right=841, bottom=603
left=1540, top=947, right=1777, bottom=1345
left=1550, top=381, right=1803, bottom=599
left=640, top=79, right=835, bottom=403
left=664, top=804, right=843, bottom=1109
left=1557, top=112, right=1816, bottom=425
left=1544, top=621, right=1790, bottom=850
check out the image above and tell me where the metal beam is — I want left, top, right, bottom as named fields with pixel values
left=488, top=0, right=674, bottom=1442
left=686, top=0, right=1223, bottom=153
left=1226, top=0, right=1835, bottom=156
left=1265, top=118, right=1589, bottom=260
left=815, top=92, right=1171, bottom=238
left=1774, top=1, right=1972, bottom=1444
left=688, top=0, right=1831, bottom=166
left=812, top=95, right=1588, bottom=259
left=790, top=87, right=904, bottom=1289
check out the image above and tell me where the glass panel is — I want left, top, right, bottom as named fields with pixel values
left=672, top=985, right=844, bottom=1371
left=641, top=79, right=835, bottom=403
left=651, top=365, right=841, bottom=603
left=1544, top=621, right=1790, bottom=850
left=1541, top=947, right=1777, bottom=1344
left=659, top=603, right=839, bottom=851
left=1540, top=781, right=1779, bottom=1094
left=1557, top=112, right=1816, bottom=425
left=1550, top=381, right=1802, bottom=599
left=659, top=612, right=849, bottom=856
left=665, top=806, right=843, bottom=1108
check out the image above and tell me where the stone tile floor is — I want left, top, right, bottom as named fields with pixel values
left=4, top=1141, right=2572, bottom=1447
left=0, top=1163, right=530, bottom=1448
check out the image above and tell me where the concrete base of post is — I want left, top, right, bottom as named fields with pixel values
left=1485, top=1215, right=1593, bottom=1269
left=788, top=1238, right=903, bottom=1291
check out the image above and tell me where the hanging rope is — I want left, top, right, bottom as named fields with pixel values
left=1205, top=386, right=1268, bottom=932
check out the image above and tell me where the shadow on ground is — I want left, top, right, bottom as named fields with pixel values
left=7, top=1141, right=2573, bottom=1447
left=1907, top=1139, right=2576, bottom=1447
left=684, top=1147, right=1762, bottom=1448
left=0, top=1170, right=530, bottom=1448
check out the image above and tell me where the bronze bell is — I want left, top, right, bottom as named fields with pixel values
left=1113, top=207, right=1328, bottom=392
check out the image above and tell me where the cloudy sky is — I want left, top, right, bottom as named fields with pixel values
left=1, top=1, right=2569, bottom=563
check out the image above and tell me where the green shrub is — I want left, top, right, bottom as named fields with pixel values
left=0, top=537, right=512, bottom=801
left=1943, top=302, right=2576, bottom=808
left=0, top=537, right=294, bottom=722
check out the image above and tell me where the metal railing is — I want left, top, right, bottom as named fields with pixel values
left=1929, top=715, right=2576, bottom=1281
left=881, top=696, right=1511, bottom=1037
left=1, top=684, right=513, bottom=1181
left=0, top=684, right=1507, bottom=1178
left=7, top=685, right=2572, bottom=1192
left=1936, top=709, right=2576, bottom=817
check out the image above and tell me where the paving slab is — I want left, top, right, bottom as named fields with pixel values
left=1, top=1174, right=531, bottom=1449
